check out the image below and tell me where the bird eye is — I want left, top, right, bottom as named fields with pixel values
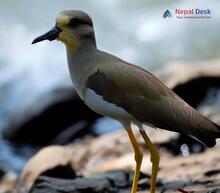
left=69, top=18, right=80, bottom=27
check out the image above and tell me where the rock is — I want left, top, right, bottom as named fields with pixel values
left=157, top=59, right=220, bottom=108
left=68, top=130, right=178, bottom=175
left=30, top=175, right=114, bottom=193
left=0, top=171, right=17, bottom=193
left=15, top=146, right=73, bottom=193
left=66, top=130, right=220, bottom=192
left=172, top=76, right=220, bottom=109
left=13, top=128, right=220, bottom=193
left=204, top=169, right=220, bottom=177
left=30, top=170, right=152, bottom=193
left=40, top=164, right=76, bottom=179
left=3, top=87, right=102, bottom=145
left=29, top=167, right=220, bottom=193
left=0, top=169, right=4, bottom=179
left=158, top=60, right=220, bottom=90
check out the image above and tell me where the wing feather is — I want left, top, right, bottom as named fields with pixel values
left=86, top=60, right=220, bottom=147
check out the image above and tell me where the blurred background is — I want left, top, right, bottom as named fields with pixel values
left=0, top=0, right=220, bottom=175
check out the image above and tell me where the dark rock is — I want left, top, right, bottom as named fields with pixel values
left=137, top=172, right=163, bottom=190
left=210, top=190, right=220, bottom=193
left=159, top=61, right=220, bottom=110
left=172, top=76, right=220, bottom=108
left=30, top=176, right=114, bottom=193
left=95, top=170, right=132, bottom=188
left=40, top=164, right=76, bottom=179
left=31, top=168, right=220, bottom=193
left=0, top=168, right=5, bottom=178
left=159, top=176, right=220, bottom=193
left=204, top=169, right=220, bottom=177
left=30, top=170, right=152, bottom=193
left=3, top=87, right=102, bottom=145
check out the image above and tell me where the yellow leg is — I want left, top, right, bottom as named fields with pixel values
left=140, top=128, right=160, bottom=193
left=126, top=128, right=143, bottom=193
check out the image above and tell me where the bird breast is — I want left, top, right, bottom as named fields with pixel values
left=84, top=88, right=134, bottom=120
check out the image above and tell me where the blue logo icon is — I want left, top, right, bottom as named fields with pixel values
left=163, top=10, right=172, bottom=18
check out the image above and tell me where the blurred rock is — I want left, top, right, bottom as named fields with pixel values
left=3, top=87, right=102, bottom=145
left=24, top=129, right=220, bottom=193
left=13, top=129, right=220, bottom=193
left=68, top=130, right=178, bottom=175
left=69, top=130, right=220, bottom=192
left=30, top=175, right=114, bottom=193
left=0, top=170, right=4, bottom=179
left=15, top=146, right=73, bottom=193
left=204, top=169, right=220, bottom=177
left=40, top=164, right=76, bottom=179
left=29, top=170, right=152, bottom=193
left=157, top=59, right=220, bottom=108
left=29, top=171, right=220, bottom=193
left=0, top=171, right=17, bottom=193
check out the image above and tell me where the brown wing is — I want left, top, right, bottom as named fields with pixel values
left=86, top=61, right=220, bottom=147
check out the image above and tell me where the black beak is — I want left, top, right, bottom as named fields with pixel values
left=32, top=26, right=61, bottom=44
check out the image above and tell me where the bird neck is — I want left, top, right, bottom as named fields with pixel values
left=65, top=36, right=96, bottom=57
left=65, top=37, right=97, bottom=65
left=65, top=37, right=98, bottom=99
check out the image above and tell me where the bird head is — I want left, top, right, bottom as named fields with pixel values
left=32, top=10, right=95, bottom=49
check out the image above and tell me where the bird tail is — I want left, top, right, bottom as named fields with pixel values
left=193, top=121, right=220, bottom=148
left=214, top=122, right=220, bottom=131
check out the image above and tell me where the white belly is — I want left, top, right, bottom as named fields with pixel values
left=84, top=89, right=134, bottom=120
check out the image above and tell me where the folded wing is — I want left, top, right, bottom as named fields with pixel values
left=86, top=61, right=220, bottom=147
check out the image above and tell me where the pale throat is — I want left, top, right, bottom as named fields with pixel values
left=65, top=39, right=98, bottom=100
left=59, top=36, right=78, bottom=52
